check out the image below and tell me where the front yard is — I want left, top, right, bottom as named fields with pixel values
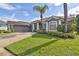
left=5, top=33, right=79, bottom=56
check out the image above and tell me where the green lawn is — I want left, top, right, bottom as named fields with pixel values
left=5, top=33, right=79, bottom=56
left=0, top=33, right=9, bottom=38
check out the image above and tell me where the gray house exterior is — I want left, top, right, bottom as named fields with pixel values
left=0, top=16, right=72, bottom=32
left=31, top=16, right=72, bottom=32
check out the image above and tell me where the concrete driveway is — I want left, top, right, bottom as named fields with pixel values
left=0, top=32, right=33, bottom=56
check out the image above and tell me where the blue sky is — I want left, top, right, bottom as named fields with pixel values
left=0, top=3, right=79, bottom=22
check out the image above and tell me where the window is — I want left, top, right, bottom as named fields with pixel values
left=49, top=21, right=57, bottom=31
left=43, top=23, right=46, bottom=30
left=34, top=23, right=37, bottom=30
left=0, top=24, right=1, bottom=27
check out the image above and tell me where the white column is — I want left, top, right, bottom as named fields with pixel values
left=59, top=20, right=61, bottom=25
left=46, top=22, right=48, bottom=32
left=7, top=24, right=10, bottom=31
left=37, top=23, right=39, bottom=30
left=32, top=24, right=34, bottom=32
left=42, top=23, right=44, bottom=29
left=11, top=24, right=14, bottom=29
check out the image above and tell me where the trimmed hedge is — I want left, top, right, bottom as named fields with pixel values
left=36, top=30, right=46, bottom=34
left=48, top=31, right=76, bottom=39
left=36, top=30, right=76, bottom=39
left=0, top=30, right=10, bottom=33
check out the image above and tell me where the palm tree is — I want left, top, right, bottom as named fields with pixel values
left=63, top=3, right=68, bottom=33
left=33, top=5, right=48, bottom=29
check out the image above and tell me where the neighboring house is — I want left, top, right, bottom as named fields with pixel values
left=31, top=16, right=72, bottom=32
left=0, top=20, right=7, bottom=31
left=7, top=21, right=31, bottom=32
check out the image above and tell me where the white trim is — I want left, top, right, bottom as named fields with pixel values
left=37, top=23, right=39, bottom=30
left=46, top=22, right=48, bottom=32
left=59, top=20, right=61, bottom=25
left=32, top=24, right=34, bottom=32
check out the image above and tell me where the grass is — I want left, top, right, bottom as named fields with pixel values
left=0, top=33, right=15, bottom=38
left=0, top=33, right=9, bottom=37
left=5, top=33, right=79, bottom=56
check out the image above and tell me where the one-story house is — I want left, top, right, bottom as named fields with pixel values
left=31, top=16, right=72, bottom=32
left=0, top=16, right=72, bottom=32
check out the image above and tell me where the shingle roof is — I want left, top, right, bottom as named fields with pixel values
left=7, top=21, right=30, bottom=25
left=32, top=16, right=72, bottom=23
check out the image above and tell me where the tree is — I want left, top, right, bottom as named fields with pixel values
left=68, top=15, right=76, bottom=33
left=33, top=5, right=48, bottom=29
left=63, top=3, right=68, bottom=33
left=76, top=14, right=79, bottom=33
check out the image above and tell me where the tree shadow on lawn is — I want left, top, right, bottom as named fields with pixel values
left=18, top=39, right=59, bottom=56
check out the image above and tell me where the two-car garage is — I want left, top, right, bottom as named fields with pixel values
left=7, top=21, right=31, bottom=32
left=13, top=25, right=30, bottom=32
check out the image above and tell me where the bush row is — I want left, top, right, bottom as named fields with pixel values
left=36, top=30, right=76, bottom=39
left=48, top=31, right=76, bottom=39
left=36, top=30, right=47, bottom=34
left=0, top=30, right=11, bottom=33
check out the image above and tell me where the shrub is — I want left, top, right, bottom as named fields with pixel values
left=4, top=30, right=11, bottom=33
left=64, top=33, right=76, bottom=38
left=48, top=32, right=63, bottom=37
left=36, top=29, right=46, bottom=34
left=63, top=33, right=69, bottom=38
left=57, top=24, right=65, bottom=32
left=48, top=31, right=52, bottom=35
left=0, top=30, right=4, bottom=33
left=57, top=18, right=76, bottom=33
left=47, top=31, right=76, bottom=39
left=0, top=30, right=11, bottom=33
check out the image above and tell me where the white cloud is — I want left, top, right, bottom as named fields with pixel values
left=68, top=6, right=79, bottom=15
left=11, top=13, right=16, bottom=19
left=0, top=15, right=22, bottom=22
left=44, top=14, right=53, bottom=18
left=56, top=5, right=79, bottom=16
left=22, top=11, right=29, bottom=17
left=23, top=12, right=29, bottom=17
left=56, top=12, right=64, bottom=16
left=48, top=3, right=63, bottom=11
left=17, top=11, right=29, bottom=17
left=46, top=4, right=54, bottom=6
left=15, top=5, right=22, bottom=9
left=31, top=17, right=40, bottom=21
left=0, top=3, right=16, bottom=10
left=54, top=3, right=63, bottom=6
left=46, top=3, right=62, bottom=7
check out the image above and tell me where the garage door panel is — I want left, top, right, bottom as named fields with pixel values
left=13, top=25, right=29, bottom=32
